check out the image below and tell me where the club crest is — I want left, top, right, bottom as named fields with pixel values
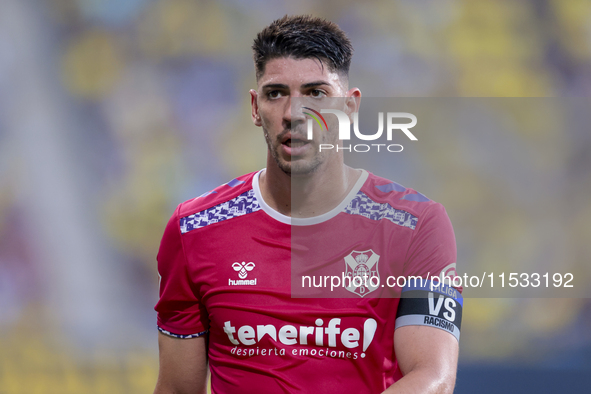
left=344, top=250, right=380, bottom=297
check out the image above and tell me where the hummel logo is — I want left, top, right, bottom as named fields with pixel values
left=232, top=261, right=255, bottom=279
left=229, top=261, right=257, bottom=286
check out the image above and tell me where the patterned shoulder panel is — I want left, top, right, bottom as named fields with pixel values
left=180, top=189, right=261, bottom=234
left=343, top=190, right=418, bottom=230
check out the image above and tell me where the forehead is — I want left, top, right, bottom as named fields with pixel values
left=258, top=57, right=345, bottom=90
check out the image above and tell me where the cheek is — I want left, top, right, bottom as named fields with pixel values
left=258, top=109, right=274, bottom=127
left=260, top=111, right=284, bottom=134
left=259, top=100, right=286, bottom=122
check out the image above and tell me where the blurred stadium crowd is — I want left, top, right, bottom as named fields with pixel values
left=0, top=0, right=590, bottom=392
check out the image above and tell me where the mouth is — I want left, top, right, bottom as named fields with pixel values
left=282, top=133, right=310, bottom=148
left=280, top=132, right=312, bottom=156
left=285, top=138, right=309, bottom=148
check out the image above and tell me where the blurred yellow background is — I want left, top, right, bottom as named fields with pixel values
left=1, top=0, right=590, bottom=392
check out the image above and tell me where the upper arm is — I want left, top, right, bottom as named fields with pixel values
left=391, top=201, right=461, bottom=392
left=154, top=332, right=209, bottom=394
left=393, top=325, right=459, bottom=393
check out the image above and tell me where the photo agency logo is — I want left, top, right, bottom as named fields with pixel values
left=304, top=107, right=418, bottom=153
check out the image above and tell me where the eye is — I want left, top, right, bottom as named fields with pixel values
left=310, top=89, right=326, bottom=98
left=267, top=90, right=282, bottom=99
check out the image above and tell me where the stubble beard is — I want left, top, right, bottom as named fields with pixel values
left=264, top=127, right=324, bottom=177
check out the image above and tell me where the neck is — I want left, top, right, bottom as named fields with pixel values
left=259, top=155, right=361, bottom=218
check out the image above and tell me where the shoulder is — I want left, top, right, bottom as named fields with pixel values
left=174, top=171, right=261, bottom=233
left=178, top=172, right=258, bottom=216
left=351, top=171, right=445, bottom=230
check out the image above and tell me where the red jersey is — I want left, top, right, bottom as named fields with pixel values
left=155, top=169, right=459, bottom=393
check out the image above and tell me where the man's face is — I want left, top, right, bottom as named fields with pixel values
left=250, top=57, right=358, bottom=176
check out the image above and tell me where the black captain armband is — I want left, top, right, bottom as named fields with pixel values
left=395, top=279, right=463, bottom=341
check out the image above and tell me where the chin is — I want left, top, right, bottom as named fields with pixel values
left=277, top=158, right=323, bottom=177
left=268, top=141, right=323, bottom=177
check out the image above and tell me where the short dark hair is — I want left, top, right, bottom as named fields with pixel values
left=252, top=15, right=353, bottom=81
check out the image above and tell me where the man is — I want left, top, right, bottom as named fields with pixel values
left=154, top=15, right=461, bottom=394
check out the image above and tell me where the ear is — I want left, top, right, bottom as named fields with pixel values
left=345, top=88, right=361, bottom=114
left=344, top=88, right=361, bottom=122
left=250, top=89, right=262, bottom=127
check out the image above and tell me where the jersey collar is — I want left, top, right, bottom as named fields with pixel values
left=252, top=168, right=368, bottom=226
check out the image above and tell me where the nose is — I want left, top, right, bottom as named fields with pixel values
left=284, top=96, right=306, bottom=129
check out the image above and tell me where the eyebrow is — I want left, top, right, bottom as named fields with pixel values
left=301, top=81, right=331, bottom=89
left=261, top=81, right=331, bottom=90
left=261, top=83, right=289, bottom=90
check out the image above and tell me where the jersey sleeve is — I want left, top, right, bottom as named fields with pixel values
left=396, top=203, right=463, bottom=341
left=403, top=203, right=460, bottom=286
left=154, top=205, right=209, bottom=338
